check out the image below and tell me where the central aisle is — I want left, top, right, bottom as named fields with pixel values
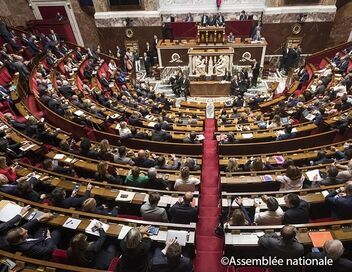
left=195, top=118, right=225, bottom=272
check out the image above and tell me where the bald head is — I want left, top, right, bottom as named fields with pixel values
left=280, top=225, right=296, bottom=241
left=345, top=181, right=352, bottom=195
left=137, top=150, right=146, bottom=158
left=324, top=240, right=344, bottom=260
left=0, top=174, right=8, bottom=185
left=183, top=192, right=194, bottom=204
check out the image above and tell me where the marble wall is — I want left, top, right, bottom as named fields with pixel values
left=70, top=0, right=100, bottom=48
left=0, top=0, right=35, bottom=26
left=329, top=0, right=352, bottom=44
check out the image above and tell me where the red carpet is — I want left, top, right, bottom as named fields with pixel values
left=195, top=118, right=225, bottom=272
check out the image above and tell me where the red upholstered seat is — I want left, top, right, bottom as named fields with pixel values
left=51, top=249, right=69, bottom=264
left=108, top=256, right=121, bottom=272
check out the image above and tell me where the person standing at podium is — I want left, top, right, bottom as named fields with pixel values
left=216, top=12, right=225, bottom=26
left=185, top=12, right=194, bottom=22
left=208, top=14, right=216, bottom=26
left=201, top=13, right=209, bottom=26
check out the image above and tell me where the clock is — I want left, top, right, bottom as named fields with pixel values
left=292, top=23, right=302, bottom=35
left=125, top=28, right=134, bottom=38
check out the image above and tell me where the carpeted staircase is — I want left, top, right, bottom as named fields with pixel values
left=195, top=118, right=225, bottom=272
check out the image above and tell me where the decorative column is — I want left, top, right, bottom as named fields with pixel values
left=92, top=0, right=109, bottom=12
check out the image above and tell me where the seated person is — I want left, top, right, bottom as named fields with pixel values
left=149, top=239, right=193, bottom=272
left=225, top=197, right=251, bottom=226
left=151, top=123, right=172, bottom=142
left=183, top=131, right=200, bottom=144
left=113, top=146, right=135, bottom=165
left=145, top=168, right=169, bottom=190
left=140, top=192, right=168, bottom=222
left=169, top=192, right=197, bottom=224
left=258, top=225, right=304, bottom=272
left=67, top=221, right=116, bottom=270
left=155, top=155, right=179, bottom=170
left=94, top=161, right=121, bottom=184
left=133, top=150, right=156, bottom=168
left=0, top=157, right=17, bottom=183
left=174, top=166, right=200, bottom=191
left=325, top=181, right=352, bottom=219
left=81, top=198, right=118, bottom=216
left=276, top=166, right=305, bottom=191
left=283, top=193, right=310, bottom=224
left=50, top=183, right=93, bottom=208
left=119, top=226, right=152, bottom=272
left=5, top=213, right=60, bottom=259
left=254, top=195, right=284, bottom=225
left=125, top=166, right=148, bottom=187
left=305, top=240, right=352, bottom=272
left=276, top=125, right=296, bottom=141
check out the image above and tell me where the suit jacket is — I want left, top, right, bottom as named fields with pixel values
left=180, top=79, right=190, bottom=92
left=140, top=203, right=168, bottom=222
left=201, top=15, right=209, bottom=26
left=10, top=219, right=57, bottom=259
left=54, top=189, right=91, bottom=208
left=239, top=14, right=248, bottom=21
left=216, top=15, right=225, bottom=26
left=305, top=252, right=352, bottom=272
left=169, top=202, right=197, bottom=224
left=326, top=191, right=352, bottom=219
left=149, top=248, right=192, bottom=272
left=283, top=200, right=310, bottom=224
left=259, top=233, right=304, bottom=272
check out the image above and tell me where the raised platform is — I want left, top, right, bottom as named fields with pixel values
left=190, top=81, right=230, bottom=97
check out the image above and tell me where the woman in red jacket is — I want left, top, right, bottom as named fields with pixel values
left=0, top=156, right=17, bottom=183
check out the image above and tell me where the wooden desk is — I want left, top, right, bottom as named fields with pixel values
left=190, top=81, right=230, bottom=97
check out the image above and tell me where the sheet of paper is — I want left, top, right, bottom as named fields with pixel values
left=158, top=195, right=172, bottom=207
left=63, top=217, right=81, bottom=230
left=242, top=133, right=253, bottom=139
left=0, top=203, right=22, bottom=222
left=85, top=219, right=109, bottom=236
left=115, top=190, right=135, bottom=202
left=53, top=154, right=65, bottom=160
left=321, top=190, right=329, bottom=197
left=151, top=230, right=167, bottom=241
left=232, top=234, right=259, bottom=245
left=118, top=225, right=132, bottom=239
left=74, top=110, right=84, bottom=116
left=305, top=169, right=322, bottom=182
left=20, top=144, right=35, bottom=151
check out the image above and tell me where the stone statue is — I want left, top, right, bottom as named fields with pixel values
left=194, top=56, right=206, bottom=75
left=208, top=56, right=214, bottom=75
left=215, top=55, right=226, bottom=76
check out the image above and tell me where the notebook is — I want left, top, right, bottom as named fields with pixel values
left=166, top=230, right=188, bottom=246
left=309, top=231, right=333, bottom=248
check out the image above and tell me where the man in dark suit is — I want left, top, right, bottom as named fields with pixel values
left=169, top=192, right=197, bottom=224
left=282, top=45, right=296, bottom=74
left=133, top=150, right=156, bottom=168
left=151, top=123, right=172, bottom=142
left=0, top=205, right=30, bottom=249
left=305, top=240, right=352, bottom=272
left=283, top=193, right=310, bottom=224
left=251, top=59, right=260, bottom=87
left=21, top=33, right=40, bottom=55
left=258, top=225, right=304, bottom=272
left=216, top=12, right=225, bottom=26
left=143, top=52, right=151, bottom=77
left=180, top=74, right=190, bottom=100
left=201, top=13, right=209, bottom=26
left=149, top=239, right=192, bottom=272
left=5, top=213, right=60, bottom=259
left=100, top=73, right=110, bottom=89
left=239, top=10, right=248, bottom=21
left=50, top=183, right=92, bottom=208
left=230, top=75, right=240, bottom=96
left=58, top=80, right=75, bottom=98
left=49, top=29, right=59, bottom=44
left=207, top=14, right=216, bottom=26
left=325, top=181, right=352, bottom=219
left=0, top=21, right=13, bottom=43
